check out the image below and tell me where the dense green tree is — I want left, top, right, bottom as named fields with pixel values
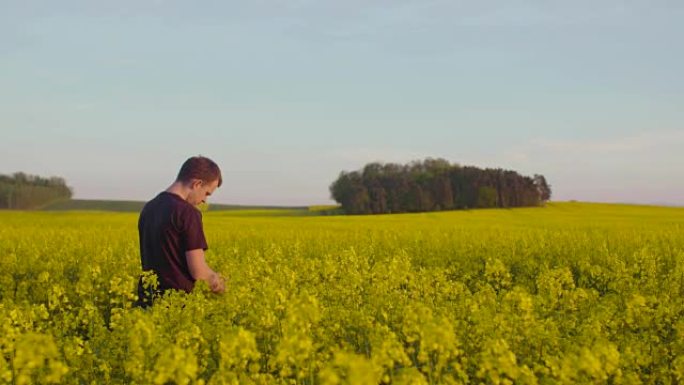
left=0, top=172, right=73, bottom=210
left=534, top=174, right=552, bottom=202
left=330, top=159, right=551, bottom=214
left=477, top=186, right=498, bottom=208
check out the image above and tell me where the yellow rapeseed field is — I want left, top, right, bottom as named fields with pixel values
left=0, top=202, right=683, bottom=384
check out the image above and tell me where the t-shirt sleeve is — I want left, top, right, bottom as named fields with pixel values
left=182, top=208, right=208, bottom=251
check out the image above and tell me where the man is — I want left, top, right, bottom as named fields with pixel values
left=136, top=156, right=225, bottom=307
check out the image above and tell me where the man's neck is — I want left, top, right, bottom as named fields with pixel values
left=165, top=182, right=190, bottom=201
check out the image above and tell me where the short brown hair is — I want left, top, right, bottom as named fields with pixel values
left=176, top=156, right=223, bottom=187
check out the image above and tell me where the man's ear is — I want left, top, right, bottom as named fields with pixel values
left=190, top=179, right=203, bottom=189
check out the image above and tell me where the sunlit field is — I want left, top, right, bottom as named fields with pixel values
left=1, top=202, right=683, bottom=384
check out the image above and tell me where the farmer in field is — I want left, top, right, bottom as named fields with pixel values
left=136, top=156, right=225, bottom=307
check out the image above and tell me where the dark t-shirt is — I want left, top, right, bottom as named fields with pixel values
left=136, top=191, right=208, bottom=305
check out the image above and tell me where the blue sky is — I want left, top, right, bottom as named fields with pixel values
left=1, top=1, right=683, bottom=206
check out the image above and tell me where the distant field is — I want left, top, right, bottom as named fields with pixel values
left=0, top=202, right=683, bottom=384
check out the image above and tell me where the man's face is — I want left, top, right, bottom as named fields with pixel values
left=188, top=178, right=220, bottom=206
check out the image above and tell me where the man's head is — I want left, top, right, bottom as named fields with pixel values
left=176, top=156, right=222, bottom=206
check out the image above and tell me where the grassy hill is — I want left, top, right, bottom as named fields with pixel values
left=36, top=199, right=680, bottom=219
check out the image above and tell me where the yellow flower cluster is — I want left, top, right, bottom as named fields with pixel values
left=0, top=202, right=683, bottom=384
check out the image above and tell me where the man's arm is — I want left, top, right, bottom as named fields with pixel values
left=186, top=249, right=225, bottom=293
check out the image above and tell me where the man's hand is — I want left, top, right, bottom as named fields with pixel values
left=187, top=249, right=225, bottom=294
left=208, top=273, right=225, bottom=294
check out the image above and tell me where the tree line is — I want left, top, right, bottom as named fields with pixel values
left=0, top=172, right=73, bottom=210
left=330, top=158, right=551, bottom=215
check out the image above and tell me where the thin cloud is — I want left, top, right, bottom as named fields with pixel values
left=530, top=130, right=684, bottom=154
left=494, top=129, right=684, bottom=204
left=327, top=147, right=428, bottom=166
